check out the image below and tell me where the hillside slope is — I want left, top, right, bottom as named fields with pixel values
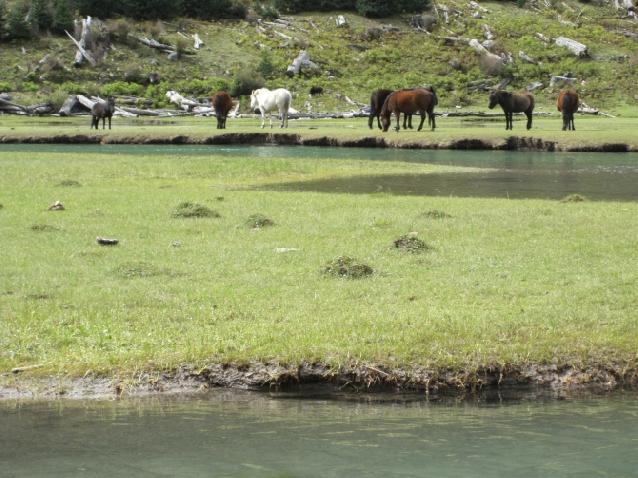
left=0, top=1, right=637, bottom=113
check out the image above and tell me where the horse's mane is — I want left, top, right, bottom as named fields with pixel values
left=379, top=92, right=395, bottom=116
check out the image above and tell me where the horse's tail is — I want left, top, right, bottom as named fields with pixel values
left=368, top=92, right=377, bottom=129
left=562, top=93, right=573, bottom=115
left=429, top=86, right=438, bottom=106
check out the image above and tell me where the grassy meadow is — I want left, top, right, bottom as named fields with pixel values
left=1, top=144, right=637, bottom=378
left=1, top=113, right=638, bottom=151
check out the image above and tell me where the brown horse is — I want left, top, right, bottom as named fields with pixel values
left=380, top=88, right=436, bottom=132
left=488, top=90, right=534, bottom=130
left=211, top=91, right=233, bottom=129
left=90, top=96, right=115, bottom=130
left=557, top=90, right=579, bottom=131
left=369, top=89, right=412, bottom=130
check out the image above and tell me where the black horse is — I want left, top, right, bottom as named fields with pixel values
left=369, top=89, right=412, bottom=130
left=90, top=96, right=116, bottom=130
left=488, top=90, right=534, bottom=130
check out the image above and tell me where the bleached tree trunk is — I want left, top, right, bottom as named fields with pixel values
left=555, top=37, right=588, bottom=57
left=65, top=17, right=97, bottom=67
left=286, top=50, right=319, bottom=77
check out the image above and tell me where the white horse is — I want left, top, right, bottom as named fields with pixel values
left=250, top=88, right=292, bottom=128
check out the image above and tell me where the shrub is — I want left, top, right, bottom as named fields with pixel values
left=180, top=0, right=247, bottom=19
left=101, top=81, right=145, bottom=96
left=231, top=69, right=264, bottom=96
left=257, top=50, right=276, bottom=79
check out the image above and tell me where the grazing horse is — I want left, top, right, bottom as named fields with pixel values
left=250, top=88, right=292, bottom=128
left=369, top=89, right=416, bottom=130
left=557, top=90, right=579, bottom=131
left=211, top=91, right=233, bottom=129
left=380, top=89, right=436, bottom=132
left=91, top=96, right=115, bottom=130
left=488, top=90, right=534, bottom=130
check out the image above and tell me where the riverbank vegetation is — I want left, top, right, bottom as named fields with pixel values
left=1, top=147, right=636, bottom=378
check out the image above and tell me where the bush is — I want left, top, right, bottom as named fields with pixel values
left=257, top=50, right=276, bottom=78
left=230, top=69, right=265, bottom=96
left=101, top=81, right=145, bottom=96
left=180, top=0, right=247, bottom=19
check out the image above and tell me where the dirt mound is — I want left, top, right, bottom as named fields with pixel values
left=246, top=214, right=274, bottom=229
left=393, top=233, right=430, bottom=253
left=323, top=256, right=374, bottom=279
left=172, top=202, right=220, bottom=218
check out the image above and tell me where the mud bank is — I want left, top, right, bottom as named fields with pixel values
left=2, top=361, right=636, bottom=400
left=0, top=133, right=634, bottom=152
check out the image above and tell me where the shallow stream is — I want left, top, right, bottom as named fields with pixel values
left=1, top=392, right=637, bottom=477
left=2, top=144, right=637, bottom=201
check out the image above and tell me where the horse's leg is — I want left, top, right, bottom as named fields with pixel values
left=417, top=111, right=425, bottom=131
left=394, top=111, right=401, bottom=132
left=526, top=112, right=532, bottom=130
left=508, top=112, right=513, bottom=130
left=571, top=113, right=575, bottom=131
left=108, top=116, right=112, bottom=130
left=409, top=114, right=413, bottom=129
left=430, top=109, right=436, bottom=131
left=403, top=114, right=407, bottom=130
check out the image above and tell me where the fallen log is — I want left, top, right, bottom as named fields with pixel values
left=519, top=50, right=538, bottom=64
left=286, top=49, right=319, bottom=77
left=550, top=75, right=577, bottom=87
left=555, top=36, right=588, bottom=57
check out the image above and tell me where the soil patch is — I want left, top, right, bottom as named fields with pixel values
left=246, top=214, right=275, bottom=229
left=393, top=233, right=430, bottom=253
left=30, top=224, right=59, bottom=232
left=172, top=202, right=220, bottom=218
left=422, top=209, right=452, bottom=219
left=57, top=179, right=82, bottom=187
left=561, top=193, right=587, bottom=203
left=323, top=256, right=374, bottom=279
left=2, top=361, right=636, bottom=400
left=114, top=261, right=176, bottom=279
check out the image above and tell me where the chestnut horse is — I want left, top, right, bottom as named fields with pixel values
left=557, top=90, right=579, bottom=131
left=369, top=89, right=411, bottom=130
left=211, top=91, right=233, bottom=129
left=380, top=88, right=436, bottom=132
left=488, top=90, right=534, bottom=130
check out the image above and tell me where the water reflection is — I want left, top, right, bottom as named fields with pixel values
left=261, top=170, right=638, bottom=201
left=1, top=392, right=637, bottom=477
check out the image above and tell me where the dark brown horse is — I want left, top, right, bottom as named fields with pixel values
left=380, top=89, right=436, bottom=132
left=557, top=90, right=579, bottom=131
left=211, top=91, right=233, bottom=129
left=369, top=89, right=412, bottom=130
left=91, top=96, right=115, bottom=130
left=488, top=90, right=534, bottom=130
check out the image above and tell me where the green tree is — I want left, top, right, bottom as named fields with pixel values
left=6, top=0, right=31, bottom=39
left=52, top=0, right=74, bottom=34
left=29, top=0, right=53, bottom=34
left=0, top=0, right=7, bottom=39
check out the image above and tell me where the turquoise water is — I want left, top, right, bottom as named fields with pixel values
left=2, top=144, right=636, bottom=200
left=1, top=392, right=637, bottom=477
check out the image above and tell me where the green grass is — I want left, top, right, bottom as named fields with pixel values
left=0, top=147, right=637, bottom=378
left=1, top=114, right=638, bottom=151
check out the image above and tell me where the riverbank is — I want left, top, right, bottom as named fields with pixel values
left=1, top=145, right=637, bottom=400
left=2, top=360, right=637, bottom=400
left=1, top=115, right=638, bottom=152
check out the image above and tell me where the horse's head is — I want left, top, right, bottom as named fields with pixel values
left=488, top=90, right=500, bottom=109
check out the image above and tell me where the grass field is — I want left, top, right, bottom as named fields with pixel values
left=1, top=144, right=637, bottom=379
left=1, top=113, right=638, bottom=151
